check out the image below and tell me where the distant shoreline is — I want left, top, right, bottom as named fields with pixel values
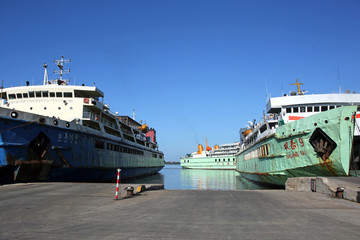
left=165, top=162, right=180, bottom=165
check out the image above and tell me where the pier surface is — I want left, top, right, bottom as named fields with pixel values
left=1, top=181, right=360, bottom=239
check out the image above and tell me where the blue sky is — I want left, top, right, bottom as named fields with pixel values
left=1, top=0, right=360, bottom=161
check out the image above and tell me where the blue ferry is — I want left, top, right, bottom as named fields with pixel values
left=0, top=57, right=164, bottom=183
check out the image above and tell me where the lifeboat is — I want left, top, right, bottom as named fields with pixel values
left=214, top=145, right=219, bottom=150
left=197, top=144, right=203, bottom=154
left=243, top=129, right=252, bottom=137
left=205, top=137, right=212, bottom=151
left=139, top=124, right=149, bottom=133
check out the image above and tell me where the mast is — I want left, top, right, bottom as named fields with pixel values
left=290, top=78, right=304, bottom=95
left=52, top=56, right=71, bottom=85
left=43, top=63, right=48, bottom=85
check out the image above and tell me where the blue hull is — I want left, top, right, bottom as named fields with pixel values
left=0, top=114, right=164, bottom=183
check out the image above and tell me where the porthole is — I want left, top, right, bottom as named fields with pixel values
left=65, top=122, right=70, bottom=128
left=53, top=119, right=58, bottom=125
left=325, top=120, right=328, bottom=124
left=39, top=118, right=45, bottom=124
left=10, top=111, right=18, bottom=118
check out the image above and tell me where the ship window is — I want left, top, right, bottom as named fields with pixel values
left=8, top=94, right=16, bottom=99
left=336, top=105, right=341, bottom=108
left=64, top=92, right=73, bottom=98
left=307, top=106, right=313, bottom=112
left=223, top=159, right=225, bottom=161
left=56, top=92, right=62, bottom=97
left=50, top=92, right=55, bottom=97
left=286, top=108, right=291, bottom=113
left=95, top=140, right=105, bottom=149
left=293, top=107, right=299, bottom=113
left=233, top=158, right=235, bottom=161
left=35, top=91, right=41, bottom=97
left=42, top=91, right=49, bottom=97
left=29, top=91, right=35, bottom=98
left=329, top=105, right=335, bottom=110
left=321, top=106, right=328, bottom=112
left=23, top=93, right=28, bottom=98
left=228, top=158, right=230, bottom=161
left=300, top=107, right=305, bottom=112
left=314, top=106, right=319, bottom=112
left=16, top=93, right=22, bottom=99
left=215, top=159, right=217, bottom=162
left=259, top=124, right=267, bottom=133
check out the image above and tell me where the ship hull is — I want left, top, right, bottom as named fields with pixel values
left=236, top=106, right=356, bottom=186
left=0, top=109, right=164, bottom=183
left=180, top=156, right=237, bottom=170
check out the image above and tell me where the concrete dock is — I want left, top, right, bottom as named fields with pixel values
left=1, top=181, right=360, bottom=240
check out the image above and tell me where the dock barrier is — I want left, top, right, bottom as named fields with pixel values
left=115, top=169, right=121, bottom=200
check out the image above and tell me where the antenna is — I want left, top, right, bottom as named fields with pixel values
left=338, top=68, right=341, bottom=93
left=1, top=80, right=3, bottom=99
left=133, top=109, right=136, bottom=120
left=265, top=78, right=269, bottom=101
left=52, top=56, right=71, bottom=85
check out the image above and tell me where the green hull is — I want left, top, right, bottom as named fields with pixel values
left=237, top=106, right=356, bottom=186
left=181, top=156, right=237, bottom=170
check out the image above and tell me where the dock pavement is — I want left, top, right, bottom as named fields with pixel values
left=1, top=179, right=360, bottom=240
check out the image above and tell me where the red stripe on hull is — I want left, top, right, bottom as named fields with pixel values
left=289, top=116, right=304, bottom=120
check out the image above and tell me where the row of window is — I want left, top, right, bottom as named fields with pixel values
left=215, top=158, right=236, bottom=162
left=182, top=158, right=236, bottom=163
left=8, top=91, right=73, bottom=99
left=286, top=105, right=339, bottom=114
left=152, top=153, right=163, bottom=159
left=95, top=140, right=144, bottom=156
left=94, top=140, right=163, bottom=159
left=244, top=144, right=271, bottom=160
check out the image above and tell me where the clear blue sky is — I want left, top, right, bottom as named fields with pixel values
left=1, top=0, right=360, bottom=161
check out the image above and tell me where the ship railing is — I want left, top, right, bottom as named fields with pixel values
left=83, top=111, right=118, bottom=129
left=83, top=111, right=100, bottom=121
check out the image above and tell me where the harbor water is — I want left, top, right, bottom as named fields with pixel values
left=125, top=164, right=270, bottom=190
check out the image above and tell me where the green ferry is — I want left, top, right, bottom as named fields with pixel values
left=237, top=80, right=360, bottom=186
left=180, top=141, right=240, bottom=170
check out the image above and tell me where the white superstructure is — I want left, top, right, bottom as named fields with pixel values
left=265, top=79, right=360, bottom=135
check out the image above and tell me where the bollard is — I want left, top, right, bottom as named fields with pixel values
left=115, top=168, right=121, bottom=200
left=124, top=186, right=134, bottom=197
left=335, top=187, right=344, bottom=198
